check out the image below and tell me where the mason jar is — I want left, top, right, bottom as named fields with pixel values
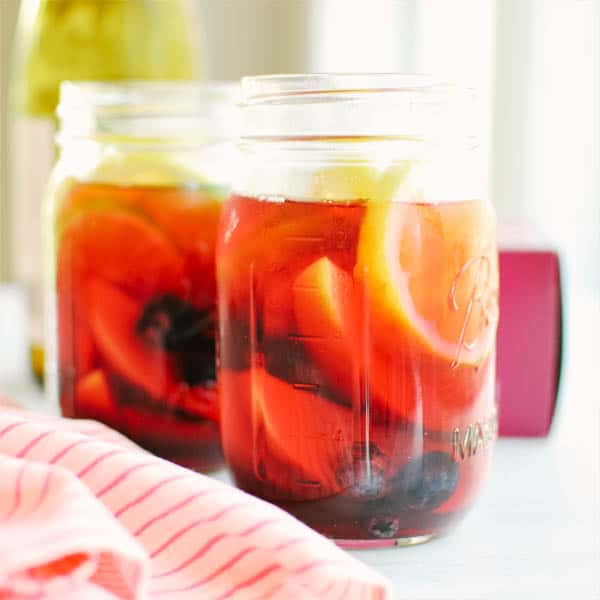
left=46, top=81, right=238, bottom=471
left=217, top=74, right=499, bottom=545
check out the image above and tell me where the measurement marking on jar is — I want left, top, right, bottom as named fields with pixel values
left=295, top=480, right=321, bottom=488
left=292, top=382, right=321, bottom=392
left=285, top=236, right=325, bottom=243
left=291, top=284, right=319, bottom=290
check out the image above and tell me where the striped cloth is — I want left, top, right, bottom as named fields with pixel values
left=0, top=408, right=391, bottom=600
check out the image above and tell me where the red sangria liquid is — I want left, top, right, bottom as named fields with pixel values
left=55, top=182, right=223, bottom=471
left=218, top=192, right=498, bottom=545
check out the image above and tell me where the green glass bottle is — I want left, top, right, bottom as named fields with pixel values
left=9, top=0, right=199, bottom=384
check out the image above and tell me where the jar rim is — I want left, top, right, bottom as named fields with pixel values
left=58, top=80, right=239, bottom=113
left=239, top=73, right=477, bottom=141
left=57, top=80, right=240, bottom=143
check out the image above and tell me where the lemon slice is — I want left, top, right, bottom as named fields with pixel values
left=312, top=162, right=411, bottom=202
left=90, top=153, right=207, bottom=188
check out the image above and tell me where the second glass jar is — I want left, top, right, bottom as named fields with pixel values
left=217, top=74, right=499, bottom=545
left=46, top=81, right=238, bottom=471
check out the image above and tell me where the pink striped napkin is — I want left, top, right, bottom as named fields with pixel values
left=0, top=408, right=391, bottom=600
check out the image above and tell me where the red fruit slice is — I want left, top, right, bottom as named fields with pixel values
left=59, top=211, right=186, bottom=300
left=218, top=210, right=320, bottom=339
left=139, top=189, right=222, bottom=252
left=220, top=367, right=352, bottom=500
left=74, top=369, right=119, bottom=424
left=171, top=384, right=220, bottom=423
left=292, top=256, right=426, bottom=424
left=138, top=189, right=223, bottom=310
left=58, top=184, right=221, bottom=307
left=86, top=279, right=178, bottom=401
left=293, top=257, right=359, bottom=402
left=396, top=362, right=495, bottom=517
left=256, top=370, right=354, bottom=498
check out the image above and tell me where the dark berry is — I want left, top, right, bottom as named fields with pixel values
left=136, top=295, right=215, bottom=385
left=394, top=451, right=459, bottom=511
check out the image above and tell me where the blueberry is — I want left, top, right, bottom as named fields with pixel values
left=394, top=451, right=459, bottom=511
left=136, top=295, right=215, bottom=385
left=367, top=514, right=400, bottom=539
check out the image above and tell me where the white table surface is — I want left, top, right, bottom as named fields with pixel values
left=1, top=291, right=598, bottom=600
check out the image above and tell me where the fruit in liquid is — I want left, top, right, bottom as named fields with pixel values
left=218, top=193, right=498, bottom=542
left=55, top=182, right=223, bottom=471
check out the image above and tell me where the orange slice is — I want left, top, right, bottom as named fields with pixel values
left=289, top=200, right=498, bottom=430
left=59, top=211, right=186, bottom=299
left=59, top=184, right=222, bottom=310
left=356, top=198, right=498, bottom=367
left=86, top=279, right=178, bottom=400
left=354, top=197, right=498, bottom=430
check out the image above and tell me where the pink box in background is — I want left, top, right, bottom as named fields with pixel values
left=496, top=229, right=562, bottom=436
